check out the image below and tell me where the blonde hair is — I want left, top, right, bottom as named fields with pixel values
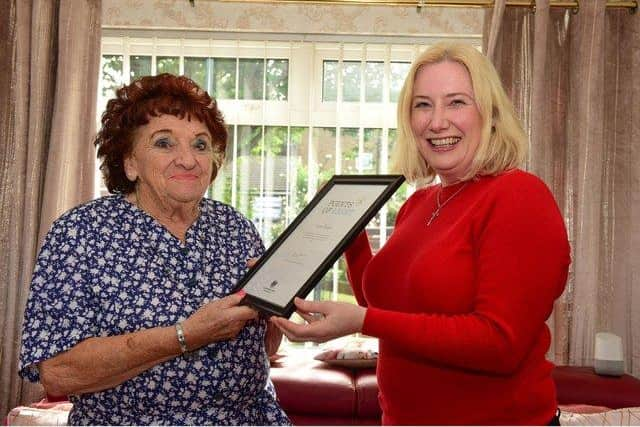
left=392, top=42, right=527, bottom=184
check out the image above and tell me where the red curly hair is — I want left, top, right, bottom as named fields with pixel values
left=94, top=73, right=228, bottom=194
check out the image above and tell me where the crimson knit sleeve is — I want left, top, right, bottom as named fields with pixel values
left=362, top=174, right=570, bottom=374
left=345, top=195, right=413, bottom=308
left=345, top=231, right=372, bottom=307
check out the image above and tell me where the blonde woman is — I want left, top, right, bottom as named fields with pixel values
left=272, top=42, right=569, bottom=425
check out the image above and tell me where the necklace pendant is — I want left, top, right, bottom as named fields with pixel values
left=426, top=182, right=469, bottom=227
left=427, top=209, right=439, bottom=226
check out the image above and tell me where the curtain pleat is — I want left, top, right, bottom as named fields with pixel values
left=603, top=8, right=640, bottom=375
left=0, top=0, right=101, bottom=417
left=483, top=0, right=506, bottom=61
left=566, top=0, right=607, bottom=366
left=487, top=0, right=640, bottom=376
left=1, top=0, right=46, bottom=417
left=40, top=0, right=100, bottom=243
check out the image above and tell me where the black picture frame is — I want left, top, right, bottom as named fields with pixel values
left=233, top=174, right=405, bottom=317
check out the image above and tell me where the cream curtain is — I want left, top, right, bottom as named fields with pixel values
left=486, top=0, right=640, bottom=375
left=0, top=0, right=101, bottom=417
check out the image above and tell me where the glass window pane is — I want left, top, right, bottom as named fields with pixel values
left=363, top=128, right=382, bottom=174
left=388, top=128, right=398, bottom=167
left=386, top=127, right=408, bottom=239
left=342, top=61, right=361, bottom=102
left=236, top=125, right=263, bottom=220
left=266, top=59, right=288, bottom=101
left=390, top=62, right=411, bottom=102
left=322, top=60, right=338, bottom=102
left=130, top=55, right=151, bottom=80
left=157, top=56, right=179, bottom=75
left=213, top=58, right=236, bottom=99
left=184, top=57, right=208, bottom=91
left=261, top=126, right=288, bottom=246
left=340, top=128, right=359, bottom=175
left=289, top=127, right=309, bottom=218
left=387, top=181, right=409, bottom=232
left=209, top=125, right=234, bottom=205
left=311, top=127, right=336, bottom=188
left=264, top=126, right=288, bottom=156
left=337, top=258, right=356, bottom=304
left=239, top=58, right=264, bottom=100
left=100, top=55, right=123, bottom=98
left=315, top=268, right=334, bottom=303
left=305, top=126, right=335, bottom=300
left=364, top=128, right=383, bottom=250
left=367, top=214, right=382, bottom=250
left=308, top=127, right=335, bottom=299
left=365, top=61, right=384, bottom=103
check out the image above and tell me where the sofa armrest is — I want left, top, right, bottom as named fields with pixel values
left=553, top=366, right=640, bottom=409
left=270, top=356, right=356, bottom=419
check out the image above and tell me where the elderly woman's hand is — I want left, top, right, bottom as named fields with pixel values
left=182, top=292, right=258, bottom=351
left=270, top=297, right=365, bottom=344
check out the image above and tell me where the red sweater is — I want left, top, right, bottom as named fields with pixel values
left=345, top=169, right=570, bottom=425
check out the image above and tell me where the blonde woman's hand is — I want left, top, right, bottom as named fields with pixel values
left=270, top=297, right=366, bottom=343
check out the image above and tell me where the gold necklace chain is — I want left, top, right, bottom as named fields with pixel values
left=426, top=182, right=468, bottom=226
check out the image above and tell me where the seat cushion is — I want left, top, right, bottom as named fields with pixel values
left=6, top=403, right=71, bottom=426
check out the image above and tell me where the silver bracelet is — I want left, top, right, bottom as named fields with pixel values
left=175, top=322, right=188, bottom=353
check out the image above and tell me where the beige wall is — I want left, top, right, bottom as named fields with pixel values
left=102, top=0, right=484, bottom=38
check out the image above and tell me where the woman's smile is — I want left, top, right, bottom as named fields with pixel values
left=170, top=173, right=199, bottom=181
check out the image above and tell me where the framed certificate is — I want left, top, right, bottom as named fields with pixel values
left=234, top=174, right=405, bottom=317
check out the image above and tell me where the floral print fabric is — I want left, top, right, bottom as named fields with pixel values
left=19, top=195, right=290, bottom=425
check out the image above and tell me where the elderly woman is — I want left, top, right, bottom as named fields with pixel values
left=272, top=42, right=570, bottom=425
left=19, top=74, right=290, bottom=425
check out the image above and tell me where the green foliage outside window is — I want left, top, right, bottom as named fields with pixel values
left=101, top=55, right=123, bottom=98
left=184, top=57, right=208, bottom=90
left=342, top=61, right=361, bottom=102
left=239, top=58, right=264, bottom=100
left=365, top=61, right=384, bottom=103
left=213, top=58, right=237, bottom=99
left=340, top=128, right=359, bottom=174
left=390, top=62, right=411, bottom=102
left=322, top=60, right=338, bottom=102
left=130, top=56, right=151, bottom=80
left=266, top=59, right=288, bottom=101
left=157, top=56, right=179, bottom=75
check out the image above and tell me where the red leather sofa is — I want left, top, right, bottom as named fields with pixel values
left=269, top=356, right=640, bottom=425
left=8, top=355, right=640, bottom=426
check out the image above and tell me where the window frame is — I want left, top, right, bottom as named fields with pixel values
left=98, top=30, right=481, bottom=348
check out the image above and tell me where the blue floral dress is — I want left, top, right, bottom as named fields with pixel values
left=19, top=195, right=291, bottom=425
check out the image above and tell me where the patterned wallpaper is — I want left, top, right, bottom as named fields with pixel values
left=102, top=0, right=484, bottom=37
